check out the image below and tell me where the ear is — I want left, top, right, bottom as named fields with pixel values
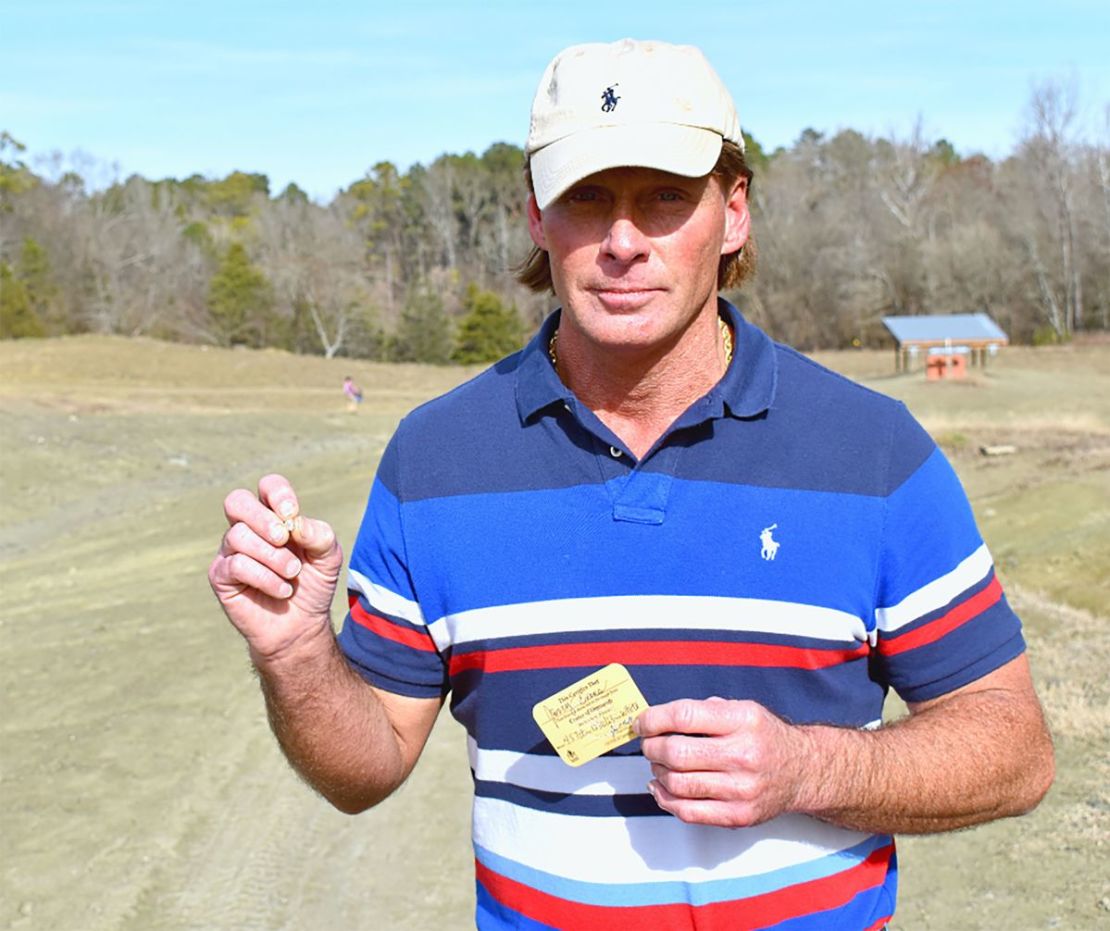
left=526, top=193, right=547, bottom=250
left=721, top=177, right=750, bottom=256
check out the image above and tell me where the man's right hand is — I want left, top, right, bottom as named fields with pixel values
left=208, top=473, right=344, bottom=662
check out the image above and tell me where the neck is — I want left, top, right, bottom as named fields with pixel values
left=553, top=304, right=730, bottom=458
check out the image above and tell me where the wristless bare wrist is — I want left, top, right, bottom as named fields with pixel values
left=788, top=724, right=871, bottom=821
left=248, top=614, right=337, bottom=673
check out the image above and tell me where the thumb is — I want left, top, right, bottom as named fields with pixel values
left=290, top=516, right=341, bottom=563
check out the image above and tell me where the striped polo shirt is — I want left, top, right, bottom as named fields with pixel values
left=337, top=300, right=1025, bottom=930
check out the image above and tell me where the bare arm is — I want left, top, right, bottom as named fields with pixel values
left=208, top=474, right=441, bottom=814
left=635, top=654, right=1054, bottom=834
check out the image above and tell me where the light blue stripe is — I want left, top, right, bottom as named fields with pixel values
left=473, top=834, right=890, bottom=908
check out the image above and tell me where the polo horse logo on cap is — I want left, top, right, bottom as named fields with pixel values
left=601, top=84, right=620, bottom=112
left=760, top=524, right=780, bottom=561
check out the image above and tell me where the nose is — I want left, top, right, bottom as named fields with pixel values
left=601, top=213, right=649, bottom=265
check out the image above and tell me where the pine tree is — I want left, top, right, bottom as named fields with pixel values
left=451, top=283, right=524, bottom=364
left=207, top=242, right=275, bottom=347
left=0, top=133, right=37, bottom=214
left=19, top=237, right=59, bottom=329
left=0, top=262, right=44, bottom=338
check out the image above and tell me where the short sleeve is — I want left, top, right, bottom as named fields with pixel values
left=871, top=411, right=1025, bottom=703
left=336, top=429, right=449, bottom=699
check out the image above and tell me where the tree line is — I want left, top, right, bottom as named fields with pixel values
left=1, top=79, right=1106, bottom=360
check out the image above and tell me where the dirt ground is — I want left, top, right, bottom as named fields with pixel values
left=1, top=336, right=1107, bottom=930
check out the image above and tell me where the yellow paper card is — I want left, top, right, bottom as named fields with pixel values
left=532, top=663, right=648, bottom=767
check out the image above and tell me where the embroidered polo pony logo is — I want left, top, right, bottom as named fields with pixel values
left=601, top=85, right=620, bottom=112
left=760, top=524, right=780, bottom=561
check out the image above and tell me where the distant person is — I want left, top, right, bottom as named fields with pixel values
left=210, top=39, right=1053, bottom=929
left=342, top=375, right=362, bottom=412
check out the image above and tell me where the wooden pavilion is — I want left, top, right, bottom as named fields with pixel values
left=882, top=313, right=1009, bottom=377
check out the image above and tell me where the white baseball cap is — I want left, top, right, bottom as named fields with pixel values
left=525, top=38, right=743, bottom=210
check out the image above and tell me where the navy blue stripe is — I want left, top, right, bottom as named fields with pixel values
left=882, top=611, right=1025, bottom=704
left=337, top=612, right=448, bottom=698
left=340, top=648, right=447, bottom=699
left=393, top=373, right=913, bottom=501
left=388, top=306, right=929, bottom=503
left=450, top=663, right=885, bottom=752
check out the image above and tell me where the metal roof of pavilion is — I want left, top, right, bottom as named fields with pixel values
left=882, top=313, right=1008, bottom=344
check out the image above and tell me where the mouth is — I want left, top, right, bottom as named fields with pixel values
left=589, top=287, right=664, bottom=310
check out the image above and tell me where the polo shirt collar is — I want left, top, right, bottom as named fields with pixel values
left=514, top=310, right=571, bottom=421
left=514, top=299, right=778, bottom=423
left=713, top=298, right=778, bottom=418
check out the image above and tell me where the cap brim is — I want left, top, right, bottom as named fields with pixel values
left=530, top=124, right=724, bottom=210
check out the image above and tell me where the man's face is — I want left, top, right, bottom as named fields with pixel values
left=527, top=166, right=749, bottom=357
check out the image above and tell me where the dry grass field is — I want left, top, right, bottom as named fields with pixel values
left=1, top=335, right=1107, bottom=930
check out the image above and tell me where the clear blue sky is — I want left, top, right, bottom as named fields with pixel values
left=2, top=0, right=1107, bottom=201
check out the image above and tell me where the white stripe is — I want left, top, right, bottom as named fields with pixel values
left=473, top=797, right=872, bottom=885
left=430, top=595, right=866, bottom=648
left=347, top=568, right=426, bottom=626
left=468, top=736, right=651, bottom=795
left=875, top=543, right=993, bottom=633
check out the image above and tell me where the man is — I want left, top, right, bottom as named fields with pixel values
left=210, top=39, right=1053, bottom=930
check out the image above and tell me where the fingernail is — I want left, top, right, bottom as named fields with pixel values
left=279, top=582, right=293, bottom=598
left=278, top=501, right=296, bottom=519
left=647, top=781, right=658, bottom=798
left=269, top=522, right=285, bottom=543
left=286, top=558, right=301, bottom=577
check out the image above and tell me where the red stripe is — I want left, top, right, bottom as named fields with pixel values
left=880, top=576, right=1003, bottom=657
left=350, top=602, right=436, bottom=653
left=450, top=639, right=868, bottom=676
left=477, top=842, right=893, bottom=930
left=863, top=917, right=893, bottom=931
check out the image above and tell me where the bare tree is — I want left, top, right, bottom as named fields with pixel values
left=1019, top=78, right=1085, bottom=335
left=257, top=196, right=373, bottom=358
left=416, top=157, right=458, bottom=270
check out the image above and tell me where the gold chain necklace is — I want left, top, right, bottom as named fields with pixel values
left=720, top=316, right=734, bottom=365
left=548, top=317, right=733, bottom=368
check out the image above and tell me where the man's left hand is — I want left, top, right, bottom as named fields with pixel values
left=634, top=697, right=810, bottom=828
